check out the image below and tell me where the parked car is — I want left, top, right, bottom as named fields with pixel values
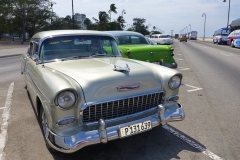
left=21, top=30, right=185, bottom=153
left=232, top=37, right=240, bottom=48
left=227, top=29, right=240, bottom=47
left=151, top=34, right=173, bottom=45
left=174, top=34, right=179, bottom=39
left=179, top=35, right=187, bottom=42
left=145, top=37, right=157, bottom=45
left=213, top=27, right=230, bottom=45
left=105, top=31, right=177, bottom=68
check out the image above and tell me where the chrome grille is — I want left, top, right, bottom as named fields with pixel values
left=83, top=92, right=164, bottom=123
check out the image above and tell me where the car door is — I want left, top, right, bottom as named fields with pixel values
left=25, top=41, right=39, bottom=103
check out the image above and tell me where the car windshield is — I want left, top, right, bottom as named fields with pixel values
left=39, top=35, right=120, bottom=62
left=115, top=35, right=148, bottom=45
left=145, top=38, right=155, bottom=45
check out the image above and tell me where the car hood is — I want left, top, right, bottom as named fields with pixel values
left=45, top=57, right=162, bottom=104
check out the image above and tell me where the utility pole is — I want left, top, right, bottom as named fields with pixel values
left=72, top=0, right=74, bottom=29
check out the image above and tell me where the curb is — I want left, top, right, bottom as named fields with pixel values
left=0, top=54, right=22, bottom=59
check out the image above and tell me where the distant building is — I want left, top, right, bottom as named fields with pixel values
left=74, top=13, right=87, bottom=30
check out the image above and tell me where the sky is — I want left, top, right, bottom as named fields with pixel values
left=52, top=0, right=240, bottom=37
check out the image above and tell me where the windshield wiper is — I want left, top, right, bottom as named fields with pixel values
left=60, top=56, right=90, bottom=61
left=91, top=54, right=119, bottom=57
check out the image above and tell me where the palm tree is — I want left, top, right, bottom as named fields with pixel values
left=116, top=16, right=125, bottom=30
left=92, top=11, right=110, bottom=30
left=109, top=4, right=117, bottom=22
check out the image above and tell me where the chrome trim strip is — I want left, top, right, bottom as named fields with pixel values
left=85, top=107, right=157, bottom=126
left=84, top=91, right=164, bottom=108
left=45, top=103, right=185, bottom=153
left=167, top=95, right=179, bottom=102
left=56, top=116, right=76, bottom=126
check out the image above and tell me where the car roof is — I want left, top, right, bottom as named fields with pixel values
left=105, top=31, right=144, bottom=37
left=31, top=30, right=114, bottom=40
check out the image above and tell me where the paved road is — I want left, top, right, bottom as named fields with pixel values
left=0, top=41, right=239, bottom=159
left=175, top=40, right=240, bottom=160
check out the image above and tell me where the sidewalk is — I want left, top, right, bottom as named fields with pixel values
left=197, top=38, right=213, bottom=43
left=0, top=44, right=28, bottom=58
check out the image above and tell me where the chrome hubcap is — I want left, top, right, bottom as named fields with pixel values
left=41, top=111, right=47, bottom=136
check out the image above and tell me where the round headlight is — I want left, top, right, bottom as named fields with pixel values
left=169, top=75, right=181, bottom=89
left=56, top=91, right=76, bottom=109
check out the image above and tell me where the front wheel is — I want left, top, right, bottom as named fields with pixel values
left=39, top=106, right=57, bottom=152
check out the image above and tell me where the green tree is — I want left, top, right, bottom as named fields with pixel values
left=26, top=7, right=53, bottom=37
left=108, top=4, right=117, bottom=22
left=0, top=0, right=15, bottom=39
left=10, top=0, right=53, bottom=41
left=42, top=15, right=80, bottom=31
left=132, top=17, right=149, bottom=35
left=151, top=30, right=161, bottom=34
left=116, top=16, right=125, bottom=30
left=84, top=18, right=92, bottom=30
left=92, top=11, right=110, bottom=31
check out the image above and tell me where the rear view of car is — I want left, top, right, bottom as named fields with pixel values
left=233, top=37, right=240, bottom=48
left=152, top=34, right=173, bottom=45
left=106, top=31, right=177, bottom=68
left=227, top=29, right=240, bottom=47
left=213, top=27, right=230, bottom=45
left=179, top=35, right=187, bottom=42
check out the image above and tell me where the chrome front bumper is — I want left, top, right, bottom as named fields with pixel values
left=45, top=103, right=185, bottom=153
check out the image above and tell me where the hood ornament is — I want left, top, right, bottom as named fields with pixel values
left=117, top=83, right=140, bottom=92
left=113, top=64, right=130, bottom=72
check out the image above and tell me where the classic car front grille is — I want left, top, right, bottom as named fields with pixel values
left=83, top=92, right=164, bottom=123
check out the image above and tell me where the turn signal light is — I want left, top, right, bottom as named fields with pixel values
left=127, top=49, right=131, bottom=54
left=171, top=48, right=174, bottom=56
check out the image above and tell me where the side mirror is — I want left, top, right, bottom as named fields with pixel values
left=32, top=54, right=39, bottom=62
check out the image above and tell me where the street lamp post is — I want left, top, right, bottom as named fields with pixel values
left=223, top=0, right=231, bottom=29
left=72, top=0, right=74, bottom=29
left=186, top=26, right=188, bottom=38
left=202, top=13, right=206, bottom=41
left=122, top=9, right=126, bottom=18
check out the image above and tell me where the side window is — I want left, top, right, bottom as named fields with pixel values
left=34, top=43, right=39, bottom=55
left=131, top=36, right=140, bottom=44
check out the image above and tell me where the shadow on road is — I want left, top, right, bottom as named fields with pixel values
left=48, top=125, right=205, bottom=160
left=25, top=84, right=206, bottom=160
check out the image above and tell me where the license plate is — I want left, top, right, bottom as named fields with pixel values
left=120, top=120, right=152, bottom=138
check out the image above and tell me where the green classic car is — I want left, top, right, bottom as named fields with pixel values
left=105, top=31, right=177, bottom=68
left=21, top=30, right=185, bottom=153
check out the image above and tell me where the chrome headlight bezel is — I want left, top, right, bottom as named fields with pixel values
left=55, top=90, right=77, bottom=110
left=168, top=74, right=182, bottom=90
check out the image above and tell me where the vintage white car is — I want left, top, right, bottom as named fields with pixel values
left=21, top=30, right=185, bottom=153
left=151, top=34, right=173, bottom=45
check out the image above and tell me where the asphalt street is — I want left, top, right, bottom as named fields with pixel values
left=0, top=40, right=239, bottom=160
